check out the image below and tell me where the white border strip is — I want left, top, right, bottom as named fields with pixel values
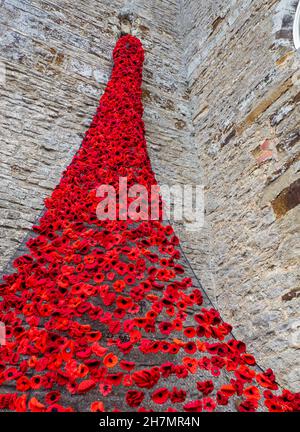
left=293, top=1, right=300, bottom=49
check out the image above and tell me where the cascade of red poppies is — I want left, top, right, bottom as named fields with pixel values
left=0, top=35, right=299, bottom=412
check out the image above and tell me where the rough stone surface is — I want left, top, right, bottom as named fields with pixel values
left=0, top=0, right=299, bottom=390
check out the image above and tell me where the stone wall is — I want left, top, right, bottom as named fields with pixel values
left=181, top=0, right=300, bottom=390
left=0, top=0, right=299, bottom=391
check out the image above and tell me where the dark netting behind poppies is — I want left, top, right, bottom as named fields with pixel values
left=0, top=35, right=299, bottom=413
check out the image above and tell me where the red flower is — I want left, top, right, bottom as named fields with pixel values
left=15, top=395, right=27, bottom=412
left=77, top=379, right=96, bottom=394
left=90, top=401, right=105, bottom=412
left=16, top=376, right=31, bottom=391
left=197, top=380, right=214, bottom=396
left=151, top=388, right=169, bottom=404
left=4, top=368, right=20, bottom=381
left=0, top=394, right=17, bottom=410
left=216, top=391, right=229, bottom=406
left=103, top=353, right=119, bottom=368
left=184, top=342, right=197, bottom=354
left=265, top=399, right=285, bottom=412
left=45, top=391, right=61, bottom=405
left=175, top=365, right=188, bottom=379
left=99, top=383, right=112, bottom=396
left=170, top=387, right=186, bottom=403
left=160, top=362, right=175, bottom=378
left=202, top=397, right=216, bottom=412
left=159, top=321, right=174, bottom=335
left=256, top=369, right=278, bottom=390
left=241, top=353, right=256, bottom=365
left=132, top=368, right=160, bottom=389
left=219, top=384, right=236, bottom=397
left=29, top=397, right=46, bottom=412
left=238, top=399, right=258, bottom=412
left=126, top=390, right=144, bottom=408
left=105, top=373, right=124, bottom=386
left=184, top=327, right=196, bottom=338
left=120, top=360, right=135, bottom=371
left=244, top=386, right=260, bottom=400
left=183, top=357, right=198, bottom=373
left=116, top=296, right=133, bottom=310
left=183, top=399, right=202, bottom=412
left=235, top=365, right=255, bottom=383
left=30, top=375, right=43, bottom=390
